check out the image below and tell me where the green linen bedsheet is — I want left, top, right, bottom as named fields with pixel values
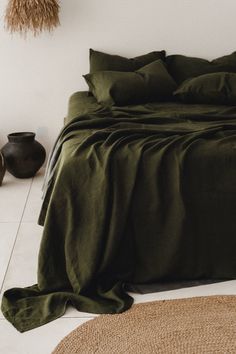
left=66, top=91, right=236, bottom=124
left=2, top=93, right=236, bottom=332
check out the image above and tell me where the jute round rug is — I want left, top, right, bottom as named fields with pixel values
left=52, top=295, right=236, bottom=354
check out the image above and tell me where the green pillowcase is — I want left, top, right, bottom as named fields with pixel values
left=166, top=52, right=236, bottom=84
left=174, top=72, right=236, bottom=105
left=84, top=59, right=177, bottom=106
left=89, top=49, right=166, bottom=73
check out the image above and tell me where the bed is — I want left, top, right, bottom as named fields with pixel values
left=2, top=50, right=236, bottom=332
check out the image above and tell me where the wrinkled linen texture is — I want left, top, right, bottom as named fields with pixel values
left=2, top=101, right=236, bottom=332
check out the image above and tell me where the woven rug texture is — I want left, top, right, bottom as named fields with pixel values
left=52, top=295, right=236, bottom=354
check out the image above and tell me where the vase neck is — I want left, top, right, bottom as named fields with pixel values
left=8, top=132, right=35, bottom=143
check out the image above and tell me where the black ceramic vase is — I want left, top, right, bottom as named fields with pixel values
left=1, top=132, right=46, bottom=178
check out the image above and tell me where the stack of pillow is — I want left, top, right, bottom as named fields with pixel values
left=83, top=49, right=236, bottom=106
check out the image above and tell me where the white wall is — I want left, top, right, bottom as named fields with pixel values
left=0, top=0, right=236, bottom=152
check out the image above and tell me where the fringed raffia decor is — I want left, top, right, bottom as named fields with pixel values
left=5, top=0, right=60, bottom=36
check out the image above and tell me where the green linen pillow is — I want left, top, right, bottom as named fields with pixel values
left=84, top=59, right=177, bottom=106
left=166, top=52, right=236, bottom=84
left=174, top=72, right=236, bottom=105
left=89, top=49, right=166, bottom=73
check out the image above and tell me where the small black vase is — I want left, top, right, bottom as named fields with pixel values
left=1, top=132, right=46, bottom=178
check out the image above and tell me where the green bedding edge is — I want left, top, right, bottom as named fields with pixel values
left=65, top=91, right=106, bottom=125
left=66, top=91, right=236, bottom=124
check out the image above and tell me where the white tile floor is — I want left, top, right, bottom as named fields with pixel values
left=0, top=170, right=236, bottom=354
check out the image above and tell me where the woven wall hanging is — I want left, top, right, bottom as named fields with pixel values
left=5, top=0, right=60, bottom=35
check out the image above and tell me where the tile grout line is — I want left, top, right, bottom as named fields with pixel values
left=0, top=177, right=34, bottom=294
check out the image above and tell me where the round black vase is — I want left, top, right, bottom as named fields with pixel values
left=1, top=132, right=46, bottom=178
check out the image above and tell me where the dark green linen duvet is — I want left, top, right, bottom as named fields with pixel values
left=2, top=92, right=236, bottom=332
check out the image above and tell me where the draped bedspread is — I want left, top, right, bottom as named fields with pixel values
left=2, top=100, right=236, bottom=332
